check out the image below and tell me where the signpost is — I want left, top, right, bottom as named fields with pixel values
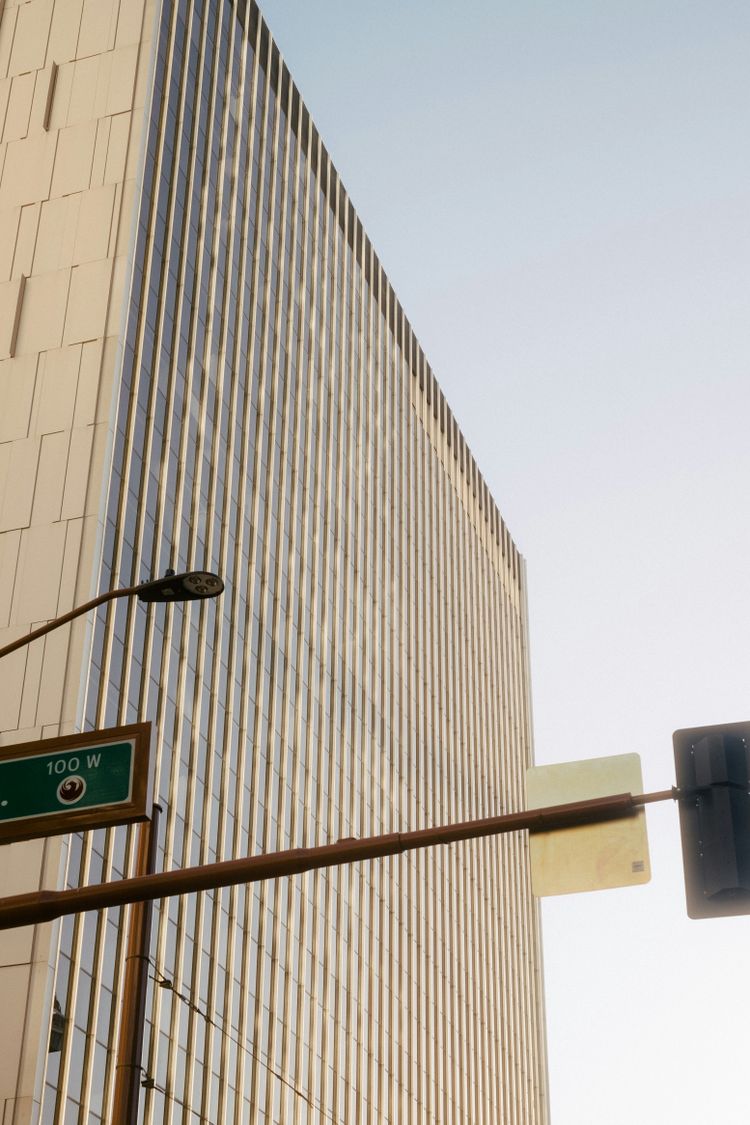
left=0, top=723, right=152, bottom=845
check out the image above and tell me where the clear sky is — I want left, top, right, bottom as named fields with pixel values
left=259, top=3, right=750, bottom=1122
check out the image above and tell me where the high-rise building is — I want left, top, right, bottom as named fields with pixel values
left=0, top=1, right=548, bottom=1122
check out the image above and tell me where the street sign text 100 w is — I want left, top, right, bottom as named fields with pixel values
left=0, top=723, right=152, bottom=845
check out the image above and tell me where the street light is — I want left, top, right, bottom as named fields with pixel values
left=0, top=570, right=225, bottom=659
left=0, top=568, right=224, bottom=1122
left=134, top=570, right=224, bottom=603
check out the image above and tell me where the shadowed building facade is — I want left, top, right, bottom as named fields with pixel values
left=0, top=0, right=548, bottom=1121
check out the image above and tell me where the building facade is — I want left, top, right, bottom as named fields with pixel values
left=0, top=1, right=548, bottom=1122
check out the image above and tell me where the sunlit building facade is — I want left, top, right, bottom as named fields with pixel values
left=0, top=0, right=548, bottom=1121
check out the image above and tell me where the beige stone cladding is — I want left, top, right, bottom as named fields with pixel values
left=0, top=1, right=158, bottom=1120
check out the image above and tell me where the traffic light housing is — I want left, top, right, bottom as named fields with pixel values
left=673, top=721, right=750, bottom=919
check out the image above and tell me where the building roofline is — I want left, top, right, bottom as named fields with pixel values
left=242, top=0, right=521, bottom=578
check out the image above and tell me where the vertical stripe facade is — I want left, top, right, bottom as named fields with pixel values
left=40, top=1, right=548, bottom=1121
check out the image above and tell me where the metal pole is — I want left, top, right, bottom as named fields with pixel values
left=0, top=789, right=676, bottom=931
left=0, top=571, right=224, bottom=660
left=0, top=586, right=139, bottom=660
left=112, top=806, right=161, bottom=1125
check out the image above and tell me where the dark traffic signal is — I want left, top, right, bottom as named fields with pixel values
left=673, top=721, right=750, bottom=919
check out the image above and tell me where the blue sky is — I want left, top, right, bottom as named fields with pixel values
left=259, top=4, right=750, bottom=1121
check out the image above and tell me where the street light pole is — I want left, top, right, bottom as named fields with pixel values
left=0, top=571, right=225, bottom=660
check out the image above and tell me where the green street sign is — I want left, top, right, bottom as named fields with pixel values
left=0, top=723, right=152, bottom=845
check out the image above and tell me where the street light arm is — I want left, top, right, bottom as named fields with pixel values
left=0, top=571, right=224, bottom=660
left=0, top=585, right=140, bottom=660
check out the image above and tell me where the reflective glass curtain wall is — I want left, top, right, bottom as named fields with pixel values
left=42, top=1, right=548, bottom=1121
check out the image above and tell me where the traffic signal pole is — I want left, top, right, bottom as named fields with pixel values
left=0, top=789, right=675, bottom=931
left=112, top=805, right=160, bottom=1125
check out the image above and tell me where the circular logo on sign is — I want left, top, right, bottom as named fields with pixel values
left=57, top=776, right=87, bottom=805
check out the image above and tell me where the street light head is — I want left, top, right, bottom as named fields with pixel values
left=180, top=572, right=224, bottom=599
left=136, top=570, right=225, bottom=604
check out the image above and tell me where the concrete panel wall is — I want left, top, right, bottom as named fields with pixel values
left=0, top=0, right=158, bottom=1120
